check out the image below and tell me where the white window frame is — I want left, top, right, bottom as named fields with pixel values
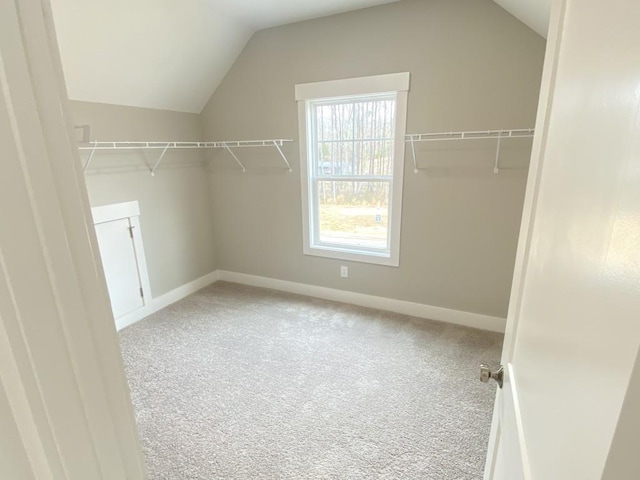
left=296, top=73, right=410, bottom=267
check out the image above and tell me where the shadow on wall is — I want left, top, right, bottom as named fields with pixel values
left=80, top=151, right=206, bottom=176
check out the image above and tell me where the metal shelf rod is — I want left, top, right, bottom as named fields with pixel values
left=78, top=139, right=294, bottom=175
left=405, top=128, right=534, bottom=174
left=78, top=139, right=293, bottom=150
left=405, top=128, right=534, bottom=143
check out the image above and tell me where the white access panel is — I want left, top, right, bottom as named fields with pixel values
left=92, top=201, right=151, bottom=324
left=94, top=218, right=144, bottom=318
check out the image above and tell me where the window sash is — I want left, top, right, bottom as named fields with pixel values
left=315, top=138, right=394, bottom=143
left=312, top=139, right=396, bottom=177
left=313, top=175, right=393, bottom=181
left=310, top=94, right=397, bottom=141
left=307, top=93, right=397, bottom=256
left=310, top=178, right=393, bottom=253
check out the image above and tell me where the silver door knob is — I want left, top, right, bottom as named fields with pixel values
left=480, top=364, right=504, bottom=388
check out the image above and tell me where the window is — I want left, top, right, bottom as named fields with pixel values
left=296, top=73, right=410, bottom=266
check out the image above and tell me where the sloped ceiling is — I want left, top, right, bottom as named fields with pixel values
left=493, top=0, right=551, bottom=38
left=51, top=0, right=549, bottom=114
left=50, top=0, right=400, bottom=113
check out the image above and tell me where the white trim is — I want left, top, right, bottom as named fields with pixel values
left=485, top=2, right=568, bottom=475
left=297, top=76, right=409, bottom=267
left=300, top=244, right=398, bottom=267
left=507, top=363, right=533, bottom=480
left=485, top=392, right=502, bottom=480
left=129, top=215, right=152, bottom=310
left=117, top=269, right=505, bottom=333
left=91, top=201, right=153, bottom=323
left=390, top=90, right=408, bottom=265
left=92, top=201, right=140, bottom=224
left=216, top=271, right=506, bottom=333
left=295, top=72, right=410, bottom=100
left=116, top=271, right=220, bottom=331
left=299, top=100, right=312, bottom=264
left=501, top=0, right=566, bottom=366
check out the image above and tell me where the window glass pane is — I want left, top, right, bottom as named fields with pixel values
left=312, top=97, right=396, bottom=177
left=316, top=140, right=394, bottom=176
left=316, top=103, right=355, bottom=141
left=316, top=181, right=390, bottom=249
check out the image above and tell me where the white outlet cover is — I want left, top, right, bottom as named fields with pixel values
left=340, top=266, right=349, bottom=278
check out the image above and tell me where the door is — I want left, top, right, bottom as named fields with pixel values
left=94, top=218, right=144, bottom=318
left=484, top=0, right=640, bottom=479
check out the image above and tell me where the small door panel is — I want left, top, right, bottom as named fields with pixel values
left=94, top=218, right=143, bottom=318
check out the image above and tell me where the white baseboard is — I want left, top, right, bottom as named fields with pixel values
left=115, top=271, right=220, bottom=331
left=217, top=271, right=506, bottom=333
left=116, top=269, right=506, bottom=333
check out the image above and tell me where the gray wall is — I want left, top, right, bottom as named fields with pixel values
left=70, top=101, right=216, bottom=297
left=201, top=0, right=546, bottom=318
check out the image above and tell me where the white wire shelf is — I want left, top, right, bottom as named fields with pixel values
left=77, top=128, right=535, bottom=176
left=405, top=128, right=535, bottom=174
left=78, top=139, right=294, bottom=175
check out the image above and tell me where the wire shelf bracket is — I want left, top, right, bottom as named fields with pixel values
left=494, top=136, right=503, bottom=174
left=223, top=145, right=246, bottom=173
left=83, top=141, right=98, bottom=173
left=273, top=140, right=293, bottom=172
left=405, top=128, right=535, bottom=174
left=150, top=143, right=171, bottom=177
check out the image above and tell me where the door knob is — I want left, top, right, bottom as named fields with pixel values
left=480, top=364, right=504, bottom=388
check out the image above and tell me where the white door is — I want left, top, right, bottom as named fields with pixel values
left=94, top=218, right=144, bottom=318
left=484, top=0, right=640, bottom=479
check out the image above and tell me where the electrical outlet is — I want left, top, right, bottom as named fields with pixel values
left=340, top=266, right=349, bottom=278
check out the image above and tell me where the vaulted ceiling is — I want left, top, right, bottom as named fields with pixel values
left=50, top=0, right=550, bottom=114
left=493, top=0, right=551, bottom=38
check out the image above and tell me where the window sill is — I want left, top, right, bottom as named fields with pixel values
left=303, top=244, right=399, bottom=267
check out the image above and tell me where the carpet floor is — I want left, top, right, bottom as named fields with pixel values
left=119, top=282, right=503, bottom=479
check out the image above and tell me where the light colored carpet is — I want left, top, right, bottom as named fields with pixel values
left=119, top=281, right=503, bottom=479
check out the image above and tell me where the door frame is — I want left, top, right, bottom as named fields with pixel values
left=483, top=0, right=567, bottom=478
left=0, top=0, right=145, bottom=477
